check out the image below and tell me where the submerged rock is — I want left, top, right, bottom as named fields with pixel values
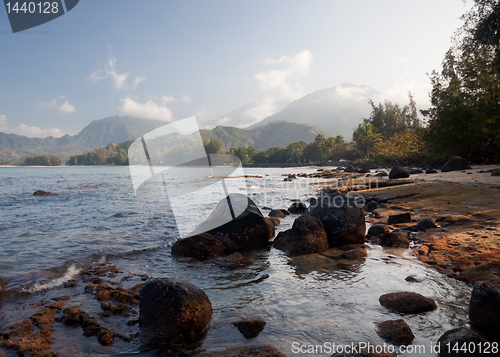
left=441, top=156, right=471, bottom=172
left=376, top=319, right=415, bottom=345
left=33, top=190, right=52, bottom=196
left=171, top=233, right=225, bottom=260
left=469, top=281, right=500, bottom=341
left=389, top=167, right=410, bottom=179
left=379, top=292, right=437, bottom=314
left=492, top=169, right=500, bottom=176
left=232, top=318, right=266, bottom=339
left=380, top=232, right=410, bottom=248
left=437, top=327, right=489, bottom=357
left=139, top=278, right=212, bottom=349
left=340, top=247, right=368, bottom=260
left=418, top=219, right=438, bottom=230
left=195, top=194, right=274, bottom=252
left=198, top=345, right=285, bottom=357
left=287, top=201, right=308, bottom=214
left=272, top=214, right=329, bottom=255
left=308, top=193, right=365, bottom=247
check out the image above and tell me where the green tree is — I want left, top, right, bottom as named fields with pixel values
left=204, top=138, right=224, bottom=155
left=421, top=0, right=500, bottom=161
left=352, top=123, right=381, bottom=159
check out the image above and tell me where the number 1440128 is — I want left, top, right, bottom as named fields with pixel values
left=5, top=2, right=59, bottom=14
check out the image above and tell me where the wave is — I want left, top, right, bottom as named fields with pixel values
left=23, top=264, right=82, bottom=293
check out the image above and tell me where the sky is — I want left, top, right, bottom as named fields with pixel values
left=0, top=0, right=470, bottom=138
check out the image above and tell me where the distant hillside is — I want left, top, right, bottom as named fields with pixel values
left=0, top=116, right=168, bottom=161
left=0, top=116, right=334, bottom=162
left=250, top=83, right=380, bottom=140
left=201, top=121, right=333, bottom=151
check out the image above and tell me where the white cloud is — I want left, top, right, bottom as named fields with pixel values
left=133, top=75, right=147, bottom=87
left=119, top=97, right=173, bottom=122
left=243, top=98, right=279, bottom=125
left=10, top=124, right=64, bottom=138
left=195, top=105, right=212, bottom=122
left=58, top=100, right=76, bottom=113
left=90, top=57, right=130, bottom=89
left=373, top=82, right=431, bottom=108
left=255, top=49, right=312, bottom=100
left=181, top=93, right=192, bottom=103
left=35, top=96, right=76, bottom=113
left=0, top=115, right=64, bottom=138
left=161, top=95, right=176, bottom=104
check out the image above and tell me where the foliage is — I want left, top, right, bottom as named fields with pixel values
left=421, top=0, right=500, bottom=161
left=22, top=154, right=63, bottom=166
left=204, top=138, right=224, bottom=154
left=228, top=146, right=259, bottom=164
left=352, top=123, right=382, bottom=159
left=67, top=141, right=132, bottom=165
left=365, top=92, right=421, bottom=139
left=373, top=131, right=427, bottom=164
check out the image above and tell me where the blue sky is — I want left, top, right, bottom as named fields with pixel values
left=0, top=0, right=468, bottom=137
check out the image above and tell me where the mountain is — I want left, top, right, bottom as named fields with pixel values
left=201, top=121, right=333, bottom=151
left=202, top=99, right=290, bottom=129
left=0, top=116, right=333, bottom=162
left=249, top=83, right=381, bottom=140
left=0, top=116, right=168, bottom=161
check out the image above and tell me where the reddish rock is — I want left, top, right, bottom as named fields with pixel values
left=232, top=318, right=266, bottom=339
left=268, top=210, right=286, bottom=218
left=380, top=232, right=410, bottom=248
left=33, top=190, right=52, bottom=196
left=376, top=319, right=415, bottom=345
left=171, top=233, right=225, bottom=260
left=340, top=247, right=368, bottom=260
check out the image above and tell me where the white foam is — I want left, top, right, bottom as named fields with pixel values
left=26, top=264, right=81, bottom=293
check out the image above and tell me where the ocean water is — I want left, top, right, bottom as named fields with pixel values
left=0, top=166, right=472, bottom=356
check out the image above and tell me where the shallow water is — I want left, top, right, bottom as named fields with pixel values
left=0, top=167, right=472, bottom=356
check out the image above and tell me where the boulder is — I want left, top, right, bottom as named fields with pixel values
left=389, top=167, right=410, bottom=179
left=272, top=214, right=329, bottom=255
left=437, top=327, right=489, bottom=357
left=308, top=193, right=366, bottom=247
left=379, top=292, right=437, bottom=314
left=33, top=190, right=52, bottom=196
left=441, top=156, right=471, bottom=172
left=387, top=213, right=412, bottom=225
left=344, top=164, right=356, bottom=172
left=139, top=278, right=212, bottom=348
left=358, top=167, right=371, bottom=174
left=267, top=217, right=280, bottom=226
left=171, top=233, right=225, bottom=260
left=368, top=224, right=391, bottom=236
left=491, top=169, right=500, bottom=176
left=380, top=232, right=410, bottom=248
left=469, top=281, right=500, bottom=341
left=268, top=210, right=286, bottom=218
left=418, top=219, right=438, bottom=230
left=376, top=319, right=415, bottom=345
left=232, top=318, right=266, bottom=339
left=287, top=201, right=308, bottom=214
left=195, top=194, right=274, bottom=252
left=365, top=200, right=379, bottom=212
left=198, top=345, right=285, bottom=357
left=426, top=169, right=438, bottom=174
left=340, top=247, right=368, bottom=260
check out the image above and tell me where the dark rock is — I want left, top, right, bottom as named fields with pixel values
left=387, top=213, right=412, bottom=225
left=308, top=193, right=365, bottom=247
left=426, top=169, right=438, bottom=174
left=267, top=217, right=280, bottom=226
left=344, top=165, right=356, bottom=173
left=375, top=172, right=388, bottom=177
left=469, top=281, right=500, bottom=341
left=405, top=275, right=422, bottom=283
left=308, top=197, right=317, bottom=206
left=441, top=156, right=471, bottom=172
left=376, top=319, right=415, bottom=345
left=418, top=219, right=438, bottom=230
left=272, top=214, right=329, bottom=255
left=171, top=233, right=225, bottom=261
left=379, top=292, right=437, bottom=314
left=410, top=169, right=423, bottom=174
left=368, top=224, right=391, bottom=236
left=232, top=318, right=266, bottom=339
left=437, top=327, right=489, bottom=357
left=380, top=232, right=410, bottom=248
left=33, top=190, right=52, bottom=196
left=389, top=167, right=410, bottom=179
left=331, top=347, right=397, bottom=357
left=139, top=278, right=212, bottom=348
left=112, top=212, right=125, bottom=218
left=358, top=167, right=371, bottom=174
left=287, top=201, right=308, bottom=214
left=340, top=247, right=368, bottom=260
left=278, top=209, right=290, bottom=216
left=492, top=169, right=500, bottom=176
left=269, top=210, right=286, bottom=218
left=0, top=277, right=3, bottom=294
left=195, top=194, right=274, bottom=252
left=198, top=345, right=285, bottom=357
left=366, top=200, right=379, bottom=212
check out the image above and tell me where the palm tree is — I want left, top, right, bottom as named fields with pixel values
left=353, top=123, right=381, bottom=159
